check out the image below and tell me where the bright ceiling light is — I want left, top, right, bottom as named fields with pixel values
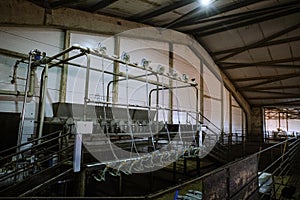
left=200, top=0, right=212, bottom=6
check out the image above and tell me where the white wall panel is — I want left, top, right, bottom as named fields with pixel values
left=0, top=27, right=63, bottom=55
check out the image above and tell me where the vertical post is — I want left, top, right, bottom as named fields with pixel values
left=184, top=158, right=187, bottom=173
left=286, top=112, right=288, bottom=131
left=198, top=59, right=204, bottom=174
left=196, top=157, right=200, bottom=176
left=59, top=30, right=70, bottom=103
left=37, top=63, right=49, bottom=143
left=173, top=161, right=176, bottom=182
left=221, top=85, right=224, bottom=143
left=119, top=173, right=122, bottom=195
left=17, top=53, right=33, bottom=147
left=199, top=60, right=204, bottom=121
left=83, top=54, right=91, bottom=121
left=112, top=36, right=120, bottom=103
left=74, top=167, right=86, bottom=196
left=229, top=94, right=232, bottom=146
left=73, top=121, right=92, bottom=196
left=278, top=112, right=281, bottom=130
left=149, top=172, right=153, bottom=193
left=168, top=42, right=173, bottom=124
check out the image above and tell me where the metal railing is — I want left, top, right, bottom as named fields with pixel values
left=0, top=129, right=73, bottom=194
left=146, top=137, right=299, bottom=200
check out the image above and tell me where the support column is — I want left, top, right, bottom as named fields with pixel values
left=199, top=60, right=204, bottom=120
left=184, top=158, right=187, bottom=174
left=221, top=86, right=224, bottom=143
left=59, top=30, right=70, bottom=103
left=112, top=36, right=120, bottom=103
left=173, top=162, right=176, bottom=182
left=168, top=42, right=173, bottom=124
left=74, top=168, right=86, bottom=196
left=229, top=94, right=232, bottom=145
left=119, top=173, right=122, bottom=195
left=249, top=107, right=264, bottom=142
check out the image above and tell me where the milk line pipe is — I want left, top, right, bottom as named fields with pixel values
left=1, top=45, right=196, bottom=96
left=43, top=44, right=191, bottom=85
left=88, top=47, right=196, bottom=85
left=13, top=45, right=194, bottom=141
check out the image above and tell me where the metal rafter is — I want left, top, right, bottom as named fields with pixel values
left=187, top=3, right=299, bottom=33
left=237, top=72, right=300, bottom=90
left=244, top=90, right=300, bottom=96
left=181, top=1, right=299, bottom=29
left=50, top=0, right=82, bottom=9
left=87, top=0, right=118, bottom=12
left=170, top=0, right=262, bottom=29
left=28, top=0, right=50, bottom=8
left=127, top=0, right=196, bottom=22
left=195, top=7, right=300, bottom=37
left=256, top=99, right=300, bottom=106
left=249, top=96, right=300, bottom=100
left=219, top=57, right=300, bottom=69
left=233, top=73, right=300, bottom=82
left=216, top=21, right=300, bottom=62
left=212, top=36, right=300, bottom=56
left=163, top=6, right=201, bottom=29
left=239, top=85, right=300, bottom=91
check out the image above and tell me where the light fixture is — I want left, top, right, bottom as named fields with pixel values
left=200, top=0, right=212, bottom=6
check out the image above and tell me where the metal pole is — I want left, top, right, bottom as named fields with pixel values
left=59, top=30, right=70, bottom=102
left=37, top=63, right=49, bottom=143
left=17, top=52, right=33, bottom=147
left=168, top=42, right=173, bottom=124
left=112, top=36, right=120, bottom=104
left=84, top=54, right=91, bottom=121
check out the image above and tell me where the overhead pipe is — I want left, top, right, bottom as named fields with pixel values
left=36, top=46, right=88, bottom=140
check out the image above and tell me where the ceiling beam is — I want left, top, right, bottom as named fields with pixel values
left=239, top=85, right=300, bottom=91
left=224, top=64, right=300, bottom=70
left=255, top=99, right=300, bottom=106
left=180, top=1, right=299, bottom=29
left=215, top=21, right=300, bottom=62
left=237, top=72, right=300, bottom=90
left=248, top=96, right=300, bottom=100
left=88, top=0, right=118, bottom=12
left=50, top=0, right=82, bottom=9
left=170, top=0, right=262, bottom=29
left=219, top=57, right=300, bottom=69
left=195, top=7, right=300, bottom=37
left=127, top=0, right=196, bottom=22
left=233, top=73, right=300, bottom=82
left=244, top=90, right=300, bottom=96
left=163, top=7, right=201, bottom=28
left=187, top=3, right=298, bottom=33
left=212, top=36, right=300, bottom=56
